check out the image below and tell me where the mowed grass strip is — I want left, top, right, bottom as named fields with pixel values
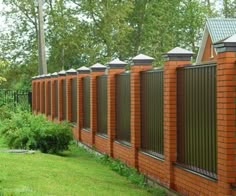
left=0, top=144, right=152, bottom=196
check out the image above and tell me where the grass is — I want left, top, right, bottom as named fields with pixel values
left=0, top=140, right=163, bottom=196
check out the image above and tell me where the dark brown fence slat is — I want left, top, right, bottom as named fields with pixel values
left=83, top=76, right=90, bottom=129
left=54, top=80, right=58, bottom=119
left=47, top=81, right=51, bottom=115
left=71, top=78, right=77, bottom=123
left=97, top=75, right=107, bottom=135
left=177, top=64, right=216, bottom=179
left=42, top=82, right=45, bottom=113
left=62, top=79, right=67, bottom=120
left=116, top=72, right=130, bottom=144
left=37, top=83, right=40, bottom=112
left=140, top=69, right=164, bottom=158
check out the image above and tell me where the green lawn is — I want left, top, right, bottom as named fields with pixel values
left=0, top=141, right=157, bottom=196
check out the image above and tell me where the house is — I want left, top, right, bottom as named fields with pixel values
left=196, top=18, right=236, bottom=64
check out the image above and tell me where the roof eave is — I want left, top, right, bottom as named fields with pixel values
left=196, top=25, right=209, bottom=64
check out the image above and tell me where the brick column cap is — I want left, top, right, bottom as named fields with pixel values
left=58, top=70, right=66, bottom=76
left=163, top=47, right=193, bottom=61
left=108, top=58, right=127, bottom=69
left=77, top=66, right=90, bottom=74
left=66, top=68, right=77, bottom=75
left=39, top=74, right=46, bottom=79
left=132, top=54, right=154, bottom=65
left=32, top=76, right=37, bottom=80
left=214, top=34, right=236, bottom=53
left=51, top=72, right=58, bottom=77
left=90, top=63, right=107, bottom=72
left=45, top=73, right=51, bottom=78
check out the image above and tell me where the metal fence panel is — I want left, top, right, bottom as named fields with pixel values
left=47, top=81, right=51, bottom=115
left=141, top=69, right=164, bottom=158
left=71, top=78, right=77, bottom=123
left=42, top=82, right=45, bottom=113
left=83, top=76, right=90, bottom=129
left=97, top=75, right=107, bottom=135
left=37, top=83, right=40, bottom=112
left=177, top=64, right=216, bottom=179
left=62, top=79, right=67, bottom=120
left=116, top=73, right=130, bottom=144
left=0, top=89, right=31, bottom=110
left=54, top=80, right=58, bottom=118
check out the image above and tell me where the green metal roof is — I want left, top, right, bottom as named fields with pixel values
left=207, top=18, right=236, bottom=43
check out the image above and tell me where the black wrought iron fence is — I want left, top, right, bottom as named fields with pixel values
left=177, top=63, right=217, bottom=179
left=140, top=69, right=164, bottom=158
left=0, top=89, right=32, bottom=110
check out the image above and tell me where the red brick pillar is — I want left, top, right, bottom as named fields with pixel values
left=163, top=47, right=193, bottom=188
left=214, top=35, right=236, bottom=196
left=77, top=66, right=90, bottom=141
left=51, top=72, right=58, bottom=121
left=130, top=54, right=153, bottom=168
left=107, top=59, right=126, bottom=157
left=90, top=63, right=107, bottom=145
left=44, top=74, right=51, bottom=117
left=58, top=70, right=66, bottom=121
left=66, top=69, right=77, bottom=122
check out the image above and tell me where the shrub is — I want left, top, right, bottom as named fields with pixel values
left=0, top=108, right=73, bottom=153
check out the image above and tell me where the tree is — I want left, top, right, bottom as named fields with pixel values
left=223, top=0, right=236, bottom=17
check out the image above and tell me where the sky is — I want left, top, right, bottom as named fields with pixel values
left=0, top=0, right=9, bottom=33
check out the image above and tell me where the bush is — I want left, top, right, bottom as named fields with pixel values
left=0, top=108, right=73, bottom=153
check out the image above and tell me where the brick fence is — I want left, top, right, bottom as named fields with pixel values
left=32, top=37, right=236, bottom=196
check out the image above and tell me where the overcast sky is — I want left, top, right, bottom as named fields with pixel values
left=0, top=0, right=8, bottom=33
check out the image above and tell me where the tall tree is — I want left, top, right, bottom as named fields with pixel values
left=223, top=0, right=236, bottom=17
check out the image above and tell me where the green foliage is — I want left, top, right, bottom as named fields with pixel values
left=98, top=155, right=165, bottom=195
left=0, top=108, right=73, bottom=153
left=223, top=0, right=236, bottom=17
left=0, top=0, right=225, bottom=88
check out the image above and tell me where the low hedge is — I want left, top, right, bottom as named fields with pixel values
left=0, top=108, right=73, bottom=153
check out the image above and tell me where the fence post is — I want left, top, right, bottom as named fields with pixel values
left=214, top=35, right=236, bottom=195
left=90, top=63, right=107, bottom=145
left=77, top=66, right=90, bottom=142
left=107, top=59, right=126, bottom=157
left=58, top=70, right=66, bottom=121
left=51, top=72, right=58, bottom=121
left=162, top=47, right=193, bottom=188
left=130, top=54, right=153, bottom=168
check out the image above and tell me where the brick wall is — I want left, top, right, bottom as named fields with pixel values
left=32, top=38, right=236, bottom=195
